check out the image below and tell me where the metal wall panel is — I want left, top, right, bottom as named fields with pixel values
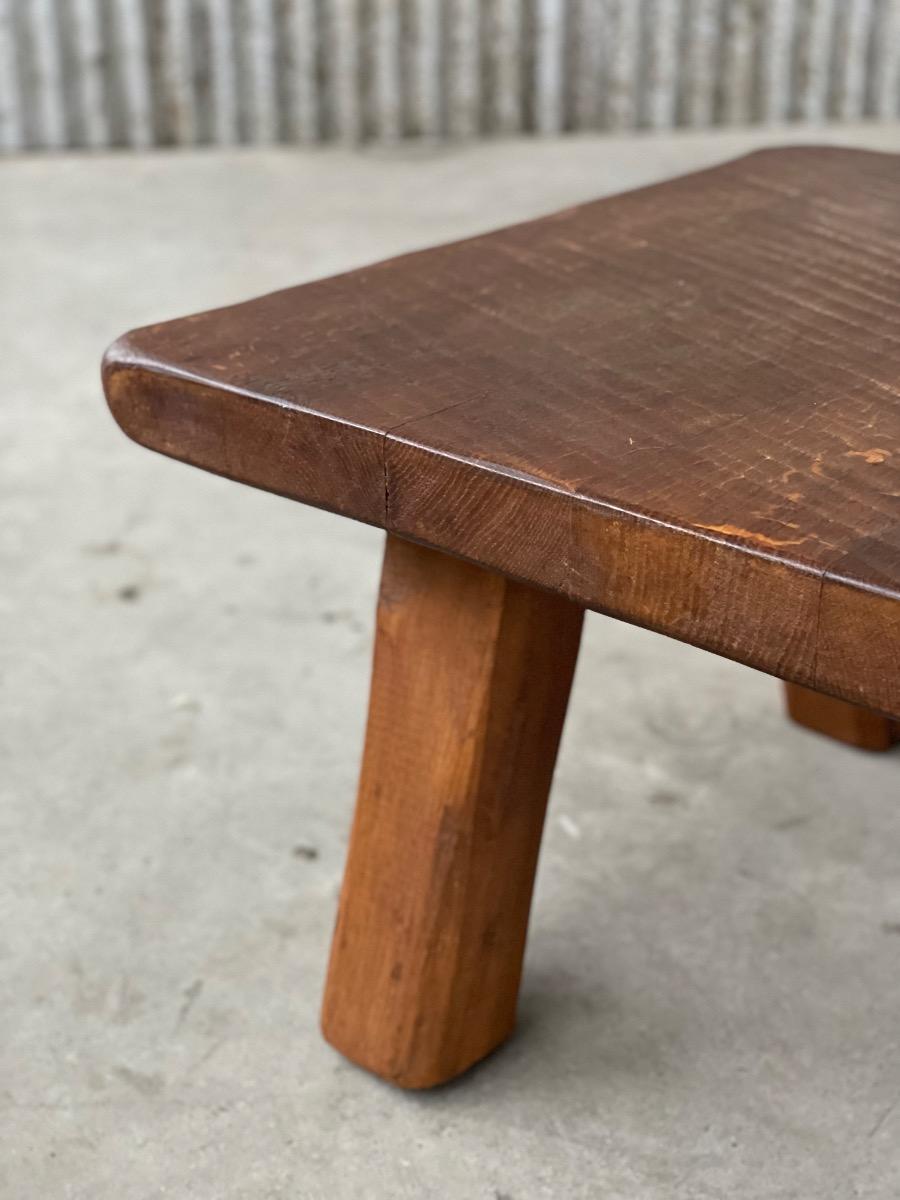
left=1, top=0, right=897, bottom=151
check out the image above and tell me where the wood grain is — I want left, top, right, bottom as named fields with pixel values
left=321, top=535, right=583, bottom=1088
left=784, top=682, right=900, bottom=751
left=103, top=147, right=900, bottom=717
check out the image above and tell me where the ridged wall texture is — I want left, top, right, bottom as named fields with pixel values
left=1, top=0, right=898, bottom=151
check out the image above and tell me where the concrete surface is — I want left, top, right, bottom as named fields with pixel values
left=2, top=124, right=900, bottom=1199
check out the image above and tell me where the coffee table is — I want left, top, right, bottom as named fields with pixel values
left=103, top=146, right=900, bottom=1088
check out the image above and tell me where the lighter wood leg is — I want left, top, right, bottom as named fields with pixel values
left=784, top=681, right=899, bottom=751
left=321, top=535, right=584, bottom=1088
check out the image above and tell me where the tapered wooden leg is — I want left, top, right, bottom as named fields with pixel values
left=784, top=682, right=899, bottom=751
left=322, top=535, right=584, bottom=1088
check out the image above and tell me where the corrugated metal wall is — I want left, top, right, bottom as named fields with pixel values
left=1, top=0, right=898, bottom=152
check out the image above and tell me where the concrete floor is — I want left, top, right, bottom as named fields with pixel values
left=2, top=123, right=900, bottom=1198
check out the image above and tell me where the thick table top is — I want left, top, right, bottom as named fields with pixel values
left=104, top=147, right=900, bottom=717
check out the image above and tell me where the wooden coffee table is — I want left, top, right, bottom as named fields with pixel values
left=103, top=147, right=900, bottom=1089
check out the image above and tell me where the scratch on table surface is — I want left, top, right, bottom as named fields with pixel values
left=693, top=522, right=810, bottom=549
left=846, top=448, right=891, bottom=464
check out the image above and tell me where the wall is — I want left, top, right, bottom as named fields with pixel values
left=1, top=0, right=898, bottom=152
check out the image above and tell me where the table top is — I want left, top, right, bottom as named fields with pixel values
left=104, top=146, right=900, bottom=717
